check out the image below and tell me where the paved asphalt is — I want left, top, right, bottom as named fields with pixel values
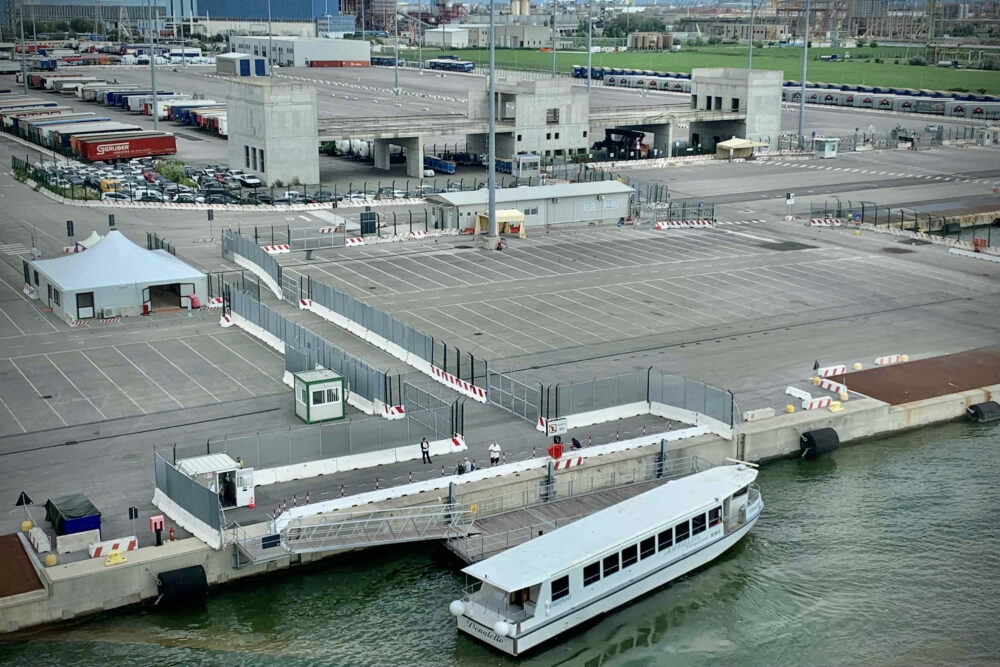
left=0, top=71, right=998, bottom=554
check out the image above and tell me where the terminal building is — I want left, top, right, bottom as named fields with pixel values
left=228, top=36, right=370, bottom=67
left=426, top=181, right=634, bottom=230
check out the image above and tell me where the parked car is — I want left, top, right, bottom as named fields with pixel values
left=101, top=191, right=131, bottom=202
left=238, top=174, right=262, bottom=187
left=172, top=192, right=205, bottom=203
left=244, top=192, right=274, bottom=205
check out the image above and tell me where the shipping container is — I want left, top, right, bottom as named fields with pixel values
left=1, top=106, right=71, bottom=131
left=50, top=77, right=101, bottom=92
left=65, top=125, right=142, bottom=153
left=77, top=133, right=177, bottom=161
left=309, top=60, right=371, bottom=68
left=22, top=114, right=102, bottom=140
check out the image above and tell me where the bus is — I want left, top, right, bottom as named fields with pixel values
left=427, top=58, right=474, bottom=73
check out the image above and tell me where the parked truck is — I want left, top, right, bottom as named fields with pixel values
left=76, top=132, right=177, bottom=161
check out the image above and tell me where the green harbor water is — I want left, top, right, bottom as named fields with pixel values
left=2, top=421, right=998, bottom=667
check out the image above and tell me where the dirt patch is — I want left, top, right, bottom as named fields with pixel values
left=0, top=533, right=43, bottom=598
left=833, top=346, right=1000, bottom=405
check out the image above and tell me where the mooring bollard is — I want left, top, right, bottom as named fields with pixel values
left=293, top=494, right=297, bottom=507
left=340, top=484, right=345, bottom=497
left=375, top=476, right=380, bottom=490
left=409, top=471, right=413, bottom=483
left=305, top=491, right=310, bottom=505
left=441, top=465, right=445, bottom=477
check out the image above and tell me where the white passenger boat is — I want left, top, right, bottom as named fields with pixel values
left=449, top=462, right=763, bottom=656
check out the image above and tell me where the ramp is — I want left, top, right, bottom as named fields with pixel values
left=0, top=534, right=43, bottom=599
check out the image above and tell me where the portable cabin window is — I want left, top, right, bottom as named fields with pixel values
left=312, top=388, right=340, bottom=405
left=551, top=575, right=570, bottom=601
left=640, top=536, right=656, bottom=559
left=675, top=520, right=691, bottom=543
left=658, top=527, right=673, bottom=551
left=603, top=553, right=619, bottom=577
left=621, top=544, right=638, bottom=569
left=52, top=289, right=60, bottom=306
left=709, top=506, right=723, bottom=527
left=583, top=561, right=601, bottom=586
left=692, top=513, right=707, bottom=536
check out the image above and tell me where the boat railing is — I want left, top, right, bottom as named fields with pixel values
left=462, top=590, right=534, bottom=624
left=468, top=455, right=713, bottom=522
left=748, top=483, right=761, bottom=508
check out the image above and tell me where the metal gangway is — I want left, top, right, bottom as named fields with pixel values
left=232, top=503, right=478, bottom=566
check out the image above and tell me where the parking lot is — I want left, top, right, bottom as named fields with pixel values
left=0, top=324, right=288, bottom=436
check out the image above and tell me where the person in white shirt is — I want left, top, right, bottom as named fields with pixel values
left=488, top=441, right=502, bottom=467
left=420, top=437, right=431, bottom=464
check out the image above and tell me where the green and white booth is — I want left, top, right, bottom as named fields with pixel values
left=294, top=369, right=345, bottom=424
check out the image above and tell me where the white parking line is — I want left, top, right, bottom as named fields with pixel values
left=7, top=358, right=68, bottom=426
left=44, top=354, right=107, bottom=421
left=113, top=347, right=185, bottom=408
left=0, top=394, right=26, bottom=432
left=78, top=350, right=146, bottom=414
left=208, top=333, right=282, bottom=378
left=176, top=338, right=256, bottom=397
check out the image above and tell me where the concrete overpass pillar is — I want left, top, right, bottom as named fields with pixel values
left=666, top=123, right=674, bottom=159
left=373, top=139, right=391, bottom=171
left=400, top=136, right=425, bottom=179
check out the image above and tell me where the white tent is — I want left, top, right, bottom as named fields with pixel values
left=76, top=230, right=103, bottom=250
left=28, top=230, right=207, bottom=323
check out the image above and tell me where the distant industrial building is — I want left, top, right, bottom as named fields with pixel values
left=228, top=36, right=370, bottom=67
left=424, top=27, right=470, bottom=49
left=627, top=32, right=673, bottom=50
left=689, top=68, right=782, bottom=150
left=427, top=181, right=635, bottom=230
left=216, top=52, right=268, bottom=77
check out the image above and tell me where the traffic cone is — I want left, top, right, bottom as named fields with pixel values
left=248, top=496, right=255, bottom=509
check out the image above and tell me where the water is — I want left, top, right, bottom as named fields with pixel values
left=3, top=421, right=999, bottom=667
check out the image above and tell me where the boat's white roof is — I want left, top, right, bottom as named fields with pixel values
left=462, top=464, right=757, bottom=592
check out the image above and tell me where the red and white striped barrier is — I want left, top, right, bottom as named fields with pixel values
left=410, top=230, right=428, bottom=239
left=816, top=364, right=847, bottom=378
left=62, top=245, right=83, bottom=254
left=537, top=417, right=547, bottom=432
left=262, top=244, right=291, bottom=254
left=345, top=237, right=365, bottom=247
left=100, top=317, right=120, bottom=325
left=450, top=434, right=466, bottom=449
left=207, top=297, right=223, bottom=309
left=317, top=227, right=337, bottom=234
left=553, top=456, right=583, bottom=470
left=874, top=354, right=906, bottom=365
left=220, top=314, right=234, bottom=327
left=88, top=536, right=138, bottom=558
left=818, top=378, right=848, bottom=395
left=429, top=365, right=487, bottom=402
left=809, top=218, right=842, bottom=227
left=803, top=396, right=833, bottom=410
left=655, top=219, right=713, bottom=230
left=71, top=320, right=89, bottom=327
left=383, top=404, right=405, bottom=420
left=299, top=298, right=312, bottom=309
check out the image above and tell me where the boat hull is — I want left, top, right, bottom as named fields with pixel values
left=458, top=501, right=763, bottom=656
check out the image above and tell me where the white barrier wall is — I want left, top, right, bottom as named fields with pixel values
left=151, top=489, right=223, bottom=550
left=232, top=253, right=283, bottom=300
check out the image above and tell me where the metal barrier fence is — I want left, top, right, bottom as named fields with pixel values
left=633, top=200, right=717, bottom=223
left=208, top=270, right=261, bottom=300
left=538, top=369, right=734, bottom=427
left=229, top=288, right=387, bottom=405
left=809, top=199, right=999, bottom=242
left=207, top=408, right=453, bottom=469
left=154, top=452, right=222, bottom=531
left=487, top=369, right=540, bottom=423
left=222, top=229, right=283, bottom=296
left=146, top=231, right=176, bottom=256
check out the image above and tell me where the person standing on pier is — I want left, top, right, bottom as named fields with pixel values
left=489, top=441, right=502, bottom=467
left=421, top=437, right=431, bottom=464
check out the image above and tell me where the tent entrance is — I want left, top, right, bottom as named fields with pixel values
left=147, top=283, right=181, bottom=312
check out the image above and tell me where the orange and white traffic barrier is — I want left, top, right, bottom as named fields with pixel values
left=816, top=364, right=847, bottom=378
left=88, top=536, right=138, bottom=558
left=220, top=314, right=234, bottom=327
left=429, top=365, right=487, bottom=402
left=207, top=297, right=223, bottom=309
left=537, top=417, right=547, bottom=432
left=450, top=434, right=466, bottom=449
left=383, top=404, right=405, bottom=419
left=874, top=353, right=907, bottom=365
left=299, top=298, right=312, bottom=309
left=809, top=218, right=841, bottom=227
left=410, top=230, right=428, bottom=239
left=818, top=378, right=848, bottom=395
left=345, top=237, right=365, bottom=247
left=655, top=219, right=713, bottom=230
left=802, top=396, right=833, bottom=410
left=553, top=456, right=583, bottom=470
left=262, top=244, right=291, bottom=254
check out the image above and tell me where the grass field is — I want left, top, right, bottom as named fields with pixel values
left=416, top=45, right=1000, bottom=95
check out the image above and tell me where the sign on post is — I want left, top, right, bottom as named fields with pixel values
left=360, top=210, right=377, bottom=235
left=546, top=417, right=568, bottom=436
left=786, top=192, right=795, bottom=206
left=66, top=220, right=74, bottom=238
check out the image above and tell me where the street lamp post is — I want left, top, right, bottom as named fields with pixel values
left=586, top=0, right=592, bottom=100
left=267, top=0, right=274, bottom=78
left=148, top=0, right=159, bottom=130
left=393, top=10, right=400, bottom=98
left=551, top=0, right=557, bottom=76
left=798, top=0, right=810, bottom=148
left=19, top=3, right=27, bottom=95
left=747, top=0, right=756, bottom=69
left=488, top=0, right=497, bottom=238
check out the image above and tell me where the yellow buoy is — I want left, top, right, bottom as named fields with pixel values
left=853, top=362, right=863, bottom=371
left=840, top=392, right=850, bottom=402
left=44, top=554, right=57, bottom=567
left=900, top=354, right=909, bottom=362
left=785, top=404, right=795, bottom=414
left=21, top=520, right=33, bottom=532
left=829, top=401, right=843, bottom=412
left=811, top=376, right=820, bottom=385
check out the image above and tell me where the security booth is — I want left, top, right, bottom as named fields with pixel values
left=473, top=209, right=527, bottom=238
left=294, top=369, right=345, bottom=424
left=814, top=137, right=840, bottom=158
left=177, top=453, right=254, bottom=509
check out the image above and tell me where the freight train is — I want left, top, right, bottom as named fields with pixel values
left=577, top=65, right=1000, bottom=119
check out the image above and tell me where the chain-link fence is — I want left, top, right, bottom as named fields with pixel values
left=154, top=452, right=222, bottom=530
left=487, top=369, right=540, bottom=423
left=223, top=229, right=283, bottom=295
left=206, top=408, right=453, bottom=469
left=633, top=201, right=717, bottom=224
left=810, top=199, right=999, bottom=242
left=229, top=288, right=387, bottom=405
left=537, top=369, right=734, bottom=427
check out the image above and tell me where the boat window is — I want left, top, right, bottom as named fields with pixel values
left=603, top=553, right=620, bottom=577
left=692, top=514, right=707, bottom=535
left=640, top=536, right=655, bottom=559
left=658, top=527, right=673, bottom=551
left=583, top=561, right=601, bottom=586
left=675, top=520, right=690, bottom=542
left=709, top=506, right=722, bottom=526
left=552, top=575, right=570, bottom=601
left=621, top=545, right=638, bottom=569
left=733, top=486, right=749, bottom=497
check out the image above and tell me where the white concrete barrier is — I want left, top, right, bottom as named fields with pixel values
left=88, top=536, right=138, bottom=558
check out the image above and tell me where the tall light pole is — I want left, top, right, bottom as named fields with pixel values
left=747, top=0, right=756, bottom=69
left=586, top=0, right=592, bottom=100
left=551, top=0, right=557, bottom=76
left=797, top=0, right=809, bottom=148
left=488, top=0, right=497, bottom=238
left=148, top=0, right=159, bottom=130
left=393, top=9, right=399, bottom=97
left=18, top=2, right=27, bottom=94
left=267, top=0, right=274, bottom=78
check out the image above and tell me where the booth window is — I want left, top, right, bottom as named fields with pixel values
left=583, top=201, right=596, bottom=212
left=52, top=289, right=60, bottom=306
left=299, top=387, right=308, bottom=404
left=312, top=388, right=340, bottom=405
